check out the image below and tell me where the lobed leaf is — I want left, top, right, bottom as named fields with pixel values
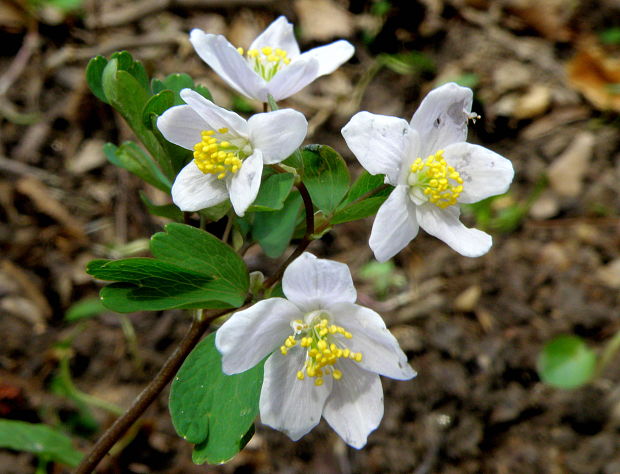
left=169, top=333, right=263, bottom=464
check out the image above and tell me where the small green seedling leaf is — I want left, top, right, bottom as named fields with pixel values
left=537, top=335, right=597, bottom=389
left=169, top=333, right=263, bottom=464
left=299, top=145, right=350, bottom=214
left=65, top=297, right=107, bottom=322
left=0, top=420, right=83, bottom=467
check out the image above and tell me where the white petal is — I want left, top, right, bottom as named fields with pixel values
left=410, top=82, right=473, bottom=157
left=416, top=203, right=492, bottom=257
left=322, top=361, right=384, bottom=449
left=249, top=16, right=300, bottom=58
left=444, top=142, right=514, bottom=203
left=260, top=349, right=332, bottom=441
left=180, top=89, right=249, bottom=137
left=215, top=298, right=301, bottom=374
left=267, top=57, right=321, bottom=101
left=248, top=109, right=307, bottom=164
left=329, top=302, right=416, bottom=380
left=297, top=40, right=354, bottom=76
left=369, top=186, right=419, bottom=262
left=189, top=30, right=268, bottom=101
left=341, top=112, right=413, bottom=185
left=156, top=105, right=206, bottom=149
left=282, top=252, right=356, bottom=312
left=228, top=150, right=263, bottom=216
left=171, top=161, right=228, bottom=212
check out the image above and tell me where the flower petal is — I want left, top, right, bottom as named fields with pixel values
left=322, top=361, right=384, bottom=449
left=171, top=161, right=228, bottom=212
left=260, top=349, right=332, bottom=441
left=329, top=302, right=416, bottom=380
left=444, top=142, right=514, bottom=204
left=369, top=185, right=419, bottom=262
left=282, top=252, right=356, bottom=312
left=228, top=149, right=263, bottom=216
left=297, top=40, right=355, bottom=77
left=180, top=89, right=249, bottom=137
left=189, top=30, right=267, bottom=101
left=410, top=82, right=473, bottom=157
left=416, top=203, right=492, bottom=257
left=156, top=104, right=206, bottom=149
left=248, top=109, right=308, bottom=164
left=215, top=297, right=301, bottom=374
left=341, top=112, right=413, bottom=185
left=266, top=56, right=321, bottom=101
left=249, top=16, right=300, bottom=58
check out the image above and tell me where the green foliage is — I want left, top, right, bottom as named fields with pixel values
left=298, top=145, right=350, bottom=214
left=0, top=420, right=82, bottom=467
left=599, top=27, right=620, bottom=45
left=87, top=224, right=249, bottom=312
left=103, top=142, right=172, bottom=193
left=86, top=52, right=211, bottom=185
left=379, top=51, right=435, bottom=76
left=64, top=297, right=107, bottom=322
left=537, top=335, right=597, bottom=389
left=331, top=172, right=392, bottom=224
left=169, top=333, right=263, bottom=464
left=252, top=192, right=303, bottom=258
left=439, top=73, right=479, bottom=89
left=248, top=172, right=295, bottom=212
left=359, top=260, right=405, bottom=298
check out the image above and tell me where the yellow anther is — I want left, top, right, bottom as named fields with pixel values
left=333, top=370, right=342, bottom=380
left=314, top=377, right=323, bottom=386
left=280, top=346, right=287, bottom=355
left=267, top=54, right=278, bottom=62
left=354, top=353, right=363, bottom=362
left=408, top=149, right=463, bottom=209
left=247, top=49, right=259, bottom=58
left=317, top=340, right=327, bottom=351
left=218, top=128, right=228, bottom=134
left=343, top=348, right=350, bottom=358
left=236, top=47, right=244, bottom=55
left=297, top=371, right=305, bottom=380
left=261, top=46, right=273, bottom=55
left=192, top=129, right=245, bottom=178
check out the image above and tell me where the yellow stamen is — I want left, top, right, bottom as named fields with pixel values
left=192, top=129, right=244, bottom=179
left=237, top=44, right=292, bottom=81
left=408, top=150, right=463, bottom=208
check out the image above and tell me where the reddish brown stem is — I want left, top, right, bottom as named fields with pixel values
left=75, top=308, right=229, bottom=473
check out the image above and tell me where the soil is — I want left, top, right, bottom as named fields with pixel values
left=2, top=0, right=620, bottom=473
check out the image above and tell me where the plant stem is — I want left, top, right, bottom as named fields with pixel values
left=75, top=308, right=229, bottom=473
left=595, top=328, right=620, bottom=378
left=263, top=165, right=315, bottom=289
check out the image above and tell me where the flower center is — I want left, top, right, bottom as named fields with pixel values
left=193, top=129, right=245, bottom=180
left=279, top=313, right=363, bottom=386
left=407, top=149, right=464, bottom=209
left=237, top=46, right=292, bottom=81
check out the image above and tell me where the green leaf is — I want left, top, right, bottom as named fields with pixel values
left=253, top=191, right=303, bottom=258
left=101, top=56, right=174, bottom=178
left=142, top=90, right=175, bottom=129
left=139, top=191, right=183, bottom=221
left=103, top=142, right=172, bottom=193
left=88, top=224, right=249, bottom=312
left=65, top=297, right=107, bottom=321
left=248, top=172, right=294, bottom=212
left=299, top=145, right=349, bottom=214
left=0, top=420, right=83, bottom=467
left=199, top=201, right=231, bottom=222
left=151, top=73, right=212, bottom=104
left=331, top=172, right=392, bottom=224
left=537, top=335, right=597, bottom=389
left=85, top=56, right=109, bottom=103
left=169, top=333, right=263, bottom=464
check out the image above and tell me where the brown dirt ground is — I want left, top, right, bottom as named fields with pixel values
left=2, top=0, right=620, bottom=473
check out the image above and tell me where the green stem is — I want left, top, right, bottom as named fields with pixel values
left=75, top=307, right=232, bottom=474
left=595, top=328, right=620, bottom=377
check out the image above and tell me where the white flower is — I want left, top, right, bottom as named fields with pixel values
left=157, top=88, right=307, bottom=216
left=342, top=82, right=515, bottom=261
left=215, top=252, right=415, bottom=448
left=190, top=16, right=355, bottom=102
